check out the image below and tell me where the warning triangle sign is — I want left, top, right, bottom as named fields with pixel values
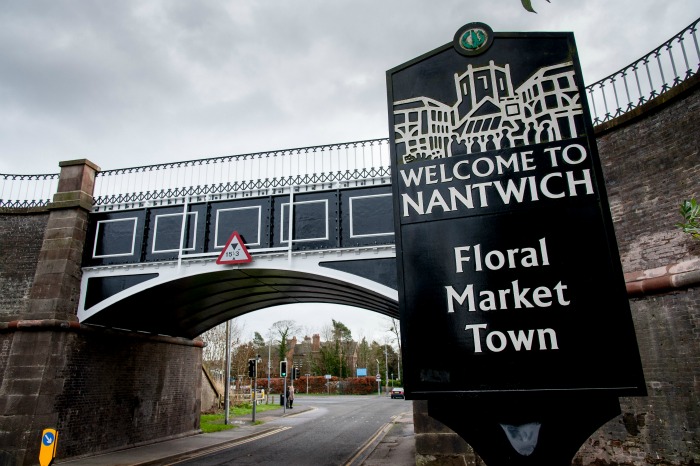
left=216, top=231, right=252, bottom=265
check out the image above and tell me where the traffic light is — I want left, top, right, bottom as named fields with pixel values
left=280, top=360, right=287, bottom=377
left=293, top=367, right=300, bottom=380
left=248, top=358, right=256, bottom=377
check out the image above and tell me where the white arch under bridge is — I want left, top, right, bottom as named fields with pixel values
left=78, top=244, right=398, bottom=339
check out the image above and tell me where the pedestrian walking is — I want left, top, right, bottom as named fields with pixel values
left=288, top=385, right=295, bottom=409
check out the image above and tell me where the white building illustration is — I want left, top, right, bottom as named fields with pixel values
left=393, top=60, right=584, bottom=164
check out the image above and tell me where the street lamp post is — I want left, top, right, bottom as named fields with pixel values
left=224, top=320, right=232, bottom=425
left=376, top=358, right=380, bottom=396
left=267, top=331, right=272, bottom=398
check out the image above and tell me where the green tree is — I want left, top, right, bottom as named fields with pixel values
left=357, top=337, right=372, bottom=372
left=333, top=320, right=353, bottom=378
left=253, top=331, right=266, bottom=350
left=521, top=0, right=551, bottom=13
left=272, top=320, right=300, bottom=362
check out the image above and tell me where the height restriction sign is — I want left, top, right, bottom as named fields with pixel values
left=216, top=231, right=252, bottom=265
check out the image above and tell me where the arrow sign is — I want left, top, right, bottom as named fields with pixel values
left=39, top=428, right=58, bottom=466
left=216, top=231, right=252, bottom=265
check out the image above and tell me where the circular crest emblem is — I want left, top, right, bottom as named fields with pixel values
left=453, top=22, right=494, bottom=56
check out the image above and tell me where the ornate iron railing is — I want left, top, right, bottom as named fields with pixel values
left=585, top=17, right=699, bottom=125
left=0, top=173, right=59, bottom=209
left=92, top=138, right=391, bottom=207
left=1, top=18, right=698, bottom=209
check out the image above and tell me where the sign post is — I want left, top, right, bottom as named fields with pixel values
left=387, top=23, right=645, bottom=464
left=39, top=428, right=58, bottom=466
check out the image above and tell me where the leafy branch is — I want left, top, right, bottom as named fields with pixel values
left=676, top=199, right=700, bottom=240
left=521, top=0, right=551, bottom=13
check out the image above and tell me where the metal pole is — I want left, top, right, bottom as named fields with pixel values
left=287, top=189, right=294, bottom=263
left=376, top=359, right=380, bottom=396
left=176, top=196, right=189, bottom=271
left=283, top=375, right=287, bottom=415
left=252, top=369, right=257, bottom=423
left=252, top=355, right=261, bottom=423
left=385, top=343, right=389, bottom=396
left=267, top=332, right=272, bottom=396
left=224, top=321, right=231, bottom=425
left=398, top=350, right=401, bottom=385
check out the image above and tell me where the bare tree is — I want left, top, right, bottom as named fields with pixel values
left=200, top=320, right=243, bottom=381
left=387, top=318, right=402, bottom=381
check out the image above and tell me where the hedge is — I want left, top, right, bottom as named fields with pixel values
left=254, top=376, right=382, bottom=395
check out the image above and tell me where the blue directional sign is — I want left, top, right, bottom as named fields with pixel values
left=42, top=431, right=54, bottom=446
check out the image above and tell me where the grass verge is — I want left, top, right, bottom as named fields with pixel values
left=200, top=403, right=283, bottom=433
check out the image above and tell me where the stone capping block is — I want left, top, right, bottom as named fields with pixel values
left=56, top=158, right=100, bottom=198
left=49, top=191, right=94, bottom=211
left=625, top=258, right=700, bottom=297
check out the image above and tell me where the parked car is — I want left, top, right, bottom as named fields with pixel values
left=390, top=387, right=405, bottom=399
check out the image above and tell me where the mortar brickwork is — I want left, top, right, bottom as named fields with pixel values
left=0, top=328, right=202, bottom=465
left=53, top=330, right=202, bottom=461
left=0, top=211, right=49, bottom=321
left=597, top=78, right=700, bottom=273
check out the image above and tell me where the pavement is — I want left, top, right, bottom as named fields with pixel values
left=55, top=403, right=416, bottom=466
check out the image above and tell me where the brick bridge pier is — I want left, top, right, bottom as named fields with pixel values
left=1, top=161, right=203, bottom=464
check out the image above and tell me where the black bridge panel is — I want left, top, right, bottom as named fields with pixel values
left=320, top=258, right=397, bottom=290
left=272, top=191, right=339, bottom=250
left=85, top=210, right=147, bottom=266
left=209, top=197, right=272, bottom=249
left=340, top=186, right=394, bottom=247
left=84, top=186, right=395, bottom=267
left=144, top=204, right=207, bottom=262
left=84, top=274, right=159, bottom=309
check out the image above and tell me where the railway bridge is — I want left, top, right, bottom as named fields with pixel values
left=1, top=18, right=699, bottom=465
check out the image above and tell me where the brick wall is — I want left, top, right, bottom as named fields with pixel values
left=0, top=211, right=49, bottom=320
left=54, top=330, right=202, bottom=460
left=597, top=78, right=700, bottom=272
left=0, top=328, right=202, bottom=464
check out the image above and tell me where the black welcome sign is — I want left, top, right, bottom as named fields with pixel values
left=387, top=23, right=646, bottom=397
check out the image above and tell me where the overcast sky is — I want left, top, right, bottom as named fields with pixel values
left=2, top=0, right=697, bottom=342
left=2, top=0, right=697, bottom=175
